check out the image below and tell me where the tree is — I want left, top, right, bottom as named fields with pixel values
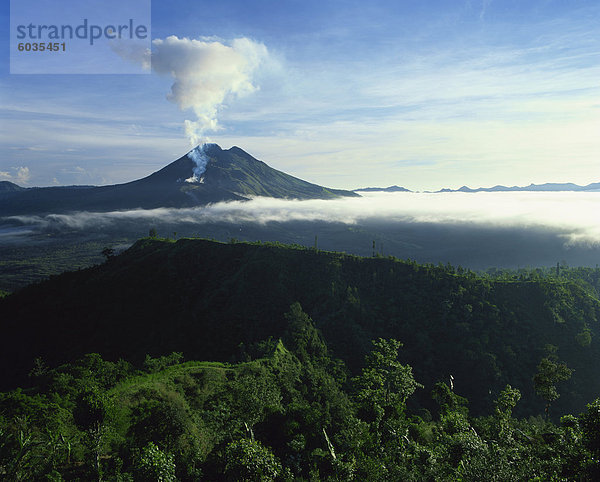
left=493, top=385, right=521, bottom=445
left=133, top=442, right=176, bottom=482
left=354, top=338, right=422, bottom=425
left=432, top=382, right=469, bottom=418
left=224, top=438, right=282, bottom=481
left=127, top=397, right=189, bottom=455
left=494, top=384, right=521, bottom=420
left=533, top=345, right=572, bottom=419
left=73, top=387, right=110, bottom=479
left=581, top=398, right=600, bottom=461
left=229, top=366, right=282, bottom=440
left=283, top=302, right=328, bottom=363
left=100, top=247, right=115, bottom=261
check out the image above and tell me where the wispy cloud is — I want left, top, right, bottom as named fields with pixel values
left=0, top=108, right=186, bottom=186
left=214, top=9, right=600, bottom=190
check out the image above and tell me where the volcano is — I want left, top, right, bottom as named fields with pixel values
left=0, top=144, right=358, bottom=216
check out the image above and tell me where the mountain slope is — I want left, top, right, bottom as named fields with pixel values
left=1, top=237, right=599, bottom=417
left=0, top=145, right=358, bottom=216
left=178, top=145, right=358, bottom=201
left=0, top=181, right=25, bottom=194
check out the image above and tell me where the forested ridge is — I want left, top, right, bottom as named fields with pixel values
left=1, top=238, right=600, bottom=479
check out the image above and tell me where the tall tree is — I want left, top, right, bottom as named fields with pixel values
left=354, top=338, right=422, bottom=425
left=533, top=345, right=572, bottom=419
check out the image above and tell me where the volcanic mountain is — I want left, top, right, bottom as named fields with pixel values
left=0, top=144, right=358, bottom=216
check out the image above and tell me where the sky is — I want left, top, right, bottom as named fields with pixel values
left=1, top=0, right=599, bottom=191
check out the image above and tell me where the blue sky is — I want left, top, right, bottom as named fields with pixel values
left=1, top=0, right=599, bottom=190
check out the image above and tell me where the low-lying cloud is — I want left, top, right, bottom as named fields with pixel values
left=4, top=192, right=600, bottom=247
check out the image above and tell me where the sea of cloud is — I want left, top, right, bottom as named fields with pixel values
left=3, top=191, right=599, bottom=247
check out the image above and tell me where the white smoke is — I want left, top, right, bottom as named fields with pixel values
left=150, top=36, right=269, bottom=145
left=184, top=144, right=213, bottom=183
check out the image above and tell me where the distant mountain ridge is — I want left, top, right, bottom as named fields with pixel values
left=353, top=181, right=600, bottom=193
left=0, top=181, right=25, bottom=193
left=353, top=185, right=411, bottom=192
left=435, top=182, right=600, bottom=193
left=0, top=145, right=358, bottom=216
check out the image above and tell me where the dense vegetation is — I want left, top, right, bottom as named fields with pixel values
left=2, top=217, right=599, bottom=293
left=1, top=238, right=600, bottom=479
left=1, top=318, right=600, bottom=480
left=2, top=238, right=600, bottom=417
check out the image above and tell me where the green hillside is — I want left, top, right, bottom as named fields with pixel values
left=1, top=237, right=599, bottom=420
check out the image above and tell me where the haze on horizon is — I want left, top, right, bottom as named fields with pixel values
left=1, top=0, right=599, bottom=191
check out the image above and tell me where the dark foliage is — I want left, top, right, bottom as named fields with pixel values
left=1, top=238, right=599, bottom=420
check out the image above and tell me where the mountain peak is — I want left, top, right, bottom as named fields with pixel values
left=177, top=144, right=358, bottom=201
left=184, top=144, right=219, bottom=183
left=0, top=145, right=358, bottom=216
left=187, top=143, right=222, bottom=157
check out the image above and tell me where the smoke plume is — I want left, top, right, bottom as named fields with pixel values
left=151, top=36, right=269, bottom=145
left=185, top=143, right=214, bottom=183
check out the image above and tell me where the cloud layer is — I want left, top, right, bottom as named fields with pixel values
left=5, top=192, right=600, bottom=247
